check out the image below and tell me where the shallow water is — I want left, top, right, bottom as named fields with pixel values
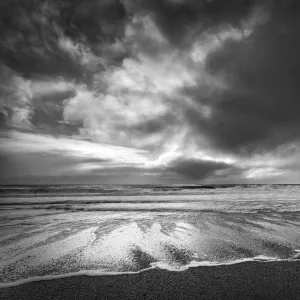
left=1, top=184, right=300, bottom=284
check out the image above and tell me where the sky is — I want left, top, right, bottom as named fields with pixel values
left=1, top=0, right=300, bottom=184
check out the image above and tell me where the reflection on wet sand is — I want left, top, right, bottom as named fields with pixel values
left=1, top=210, right=300, bottom=284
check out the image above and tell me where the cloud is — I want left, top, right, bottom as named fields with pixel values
left=30, top=78, right=78, bottom=135
left=0, top=64, right=78, bottom=134
left=244, top=167, right=284, bottom=180
left=31, top=78, right=76, bottom=98
left=0, top=64, right=33, bottom=130
left=0, top=131, right=157, bottom=183
left=127, top=0, right=253, bottom=48
left=182, top=1, right=300, bottom=154
left=1, top=0, right=300, bottom=183
left=57, top=35, right=104, bottom=72
left=0, top=0, right=127, bottom=81
left=0, top=131, right=149, bottom=164
left=62, top=33, right=192, bottom=147
left=169, top=157, right=231, bottom=180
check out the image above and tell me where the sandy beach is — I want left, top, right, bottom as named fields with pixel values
left=1, top=261, right=300, bottom=300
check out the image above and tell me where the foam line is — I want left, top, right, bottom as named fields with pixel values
left=1, top=257, right=298, bottom=289
left=0, top=267, right=155, bottom=288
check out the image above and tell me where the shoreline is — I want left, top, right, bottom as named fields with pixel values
left=1, top=260, right=300, bottom=300
left=0, top=256, right=292, bottom=288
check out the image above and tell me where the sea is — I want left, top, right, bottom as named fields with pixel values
left=1, top=184, right=300, bottom=286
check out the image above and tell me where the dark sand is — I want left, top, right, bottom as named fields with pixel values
left=1, top=261, right=300, bottom=300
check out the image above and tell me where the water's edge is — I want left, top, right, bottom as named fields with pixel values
left=1, top=257, right=299, bottom=289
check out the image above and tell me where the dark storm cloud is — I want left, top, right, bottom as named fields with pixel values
left=0, top=0, right=261, bottom=132
left=135, top=0, right=258, bottom=48
left=182, top=0, right=300, bottom=154
left=0, top=0, right=129, bottom=134
left=0, top=0, right=127, bottom=81
left=58, top=0, right=126, bottom=43
left=169, top=158, right=231, bottom=180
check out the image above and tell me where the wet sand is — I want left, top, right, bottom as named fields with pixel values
left=1, top=261, right=300, bottom=300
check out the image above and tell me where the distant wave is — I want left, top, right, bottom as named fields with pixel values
left=0, top=184, right=297, bottom=196
left=2, top=204, right=300, bottom=213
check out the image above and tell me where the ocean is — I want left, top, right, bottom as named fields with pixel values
left=1, top=184, right=300, bottom=286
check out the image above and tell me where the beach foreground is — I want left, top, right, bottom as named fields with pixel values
left=1, top=261, right=300, bottom=300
